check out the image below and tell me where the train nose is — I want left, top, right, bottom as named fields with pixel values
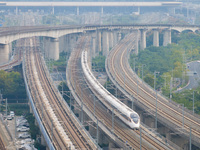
left=132, top=118, right=139, bottom=124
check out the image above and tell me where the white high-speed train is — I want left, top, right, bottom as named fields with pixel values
left=81, top=50, right=140, bottom=129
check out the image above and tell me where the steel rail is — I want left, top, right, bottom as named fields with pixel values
left=106, top=32, right=200, bottom=147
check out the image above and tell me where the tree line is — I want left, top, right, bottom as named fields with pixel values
left=129, top=31, right=200, bottom=114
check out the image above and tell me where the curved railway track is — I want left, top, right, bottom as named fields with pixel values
left=0, top=39, right=23, bottom=70
left=25, top=37, right=95, bottom=149
left=68, top=35, right=174, bottom=150
left=106, top=32, right=200, bottom=147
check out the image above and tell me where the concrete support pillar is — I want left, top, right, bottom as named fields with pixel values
left=70, top=34, right=77, bottom=52
left=43, top=37, right=50, bottom=58
left=117, top=32, right=121, bottom=42
left=153, top=29, right=159, bottom=47
left=49, top=38, right=59, bottom=60
left=0, top=44, right=9, bottom=65
left=43, top=37, right=59, bottom=60
left=135, top=30, right=139, bottom=55
left=9, top=42, right=12, bottom=58
left=102, top=31, right=109, bottom=56
left=140, top=29, right=147, bottom=50
left=65, top=34, right=71, bottom=53
left=96, top=30, right=102, bottom=55
left=113, top=31, right=118, bottom=46
left=59, top=36, right=65, bottom=53
left=92, top=36, right=96, bottom=58
left=109, top=31, right=114, bottom=49
left=163, top=29, right=171, bottom=46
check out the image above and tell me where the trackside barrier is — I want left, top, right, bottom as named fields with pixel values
left=105, top=34, right=181, bottom=150
left=42, top=52, right=100, bottom=149
left=22, top=58, right=55, bottom=150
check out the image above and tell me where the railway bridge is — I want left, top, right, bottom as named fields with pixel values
left=0, top=24, right=199, bottom=65
left=0, top=24, right=200, bottom=149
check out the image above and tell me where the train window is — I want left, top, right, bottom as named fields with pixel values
left=130, top=113, right=139, bottom=124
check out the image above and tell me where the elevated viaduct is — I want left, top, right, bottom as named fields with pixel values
left=0, top=24, right=199, bottom=65
left=0, top=24, right=200, bottom=149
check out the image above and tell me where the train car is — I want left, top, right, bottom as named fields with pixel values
left=81, top=50, right=140, bottom=129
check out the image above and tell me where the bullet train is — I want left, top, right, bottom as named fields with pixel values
left=81, top=50, right=140, bottom=129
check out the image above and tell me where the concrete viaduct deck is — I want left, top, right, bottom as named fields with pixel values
left=0, top=24, right=200, bottom=65
left=1, top=24, right=200, bottom=149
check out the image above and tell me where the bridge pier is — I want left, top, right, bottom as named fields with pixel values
left=43, top=37, right=50, bottom=58
left=96, top=30, right=102, bottom=55
left=153, top=29, right=159, bottom=47
left=109, top=31, right=114, bottom=49
left=9, top=42, right=13, bottom=59
left=163, top=29, right=171, bottom=46
left=92, top=36, right=96, bottom=58
left=140, top=29, right=147, bottom=50
left=102, top=31, right=109, bottom=56
left=59, top=35, right=66, bottom=53
left=0, top=44, right=9, bottom=65
left=65, top=34, right=77, bottom=53
left=113, top=31, right=118, bottom=46
left=49, top=38, right=59, bottom=61
left=134, top=30, right=139, bottom=55
left=66, top=34, right=72, bottom=53
left=43, top=37, right=59, bottom=60
left=117, top=32, right=122, bottom=42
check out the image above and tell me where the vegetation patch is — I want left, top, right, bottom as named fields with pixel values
left=129, top=32, right=200, bottom=114
left=92, top=54, right=106, bottom=72
left=0, top=70, right=26, bottom=100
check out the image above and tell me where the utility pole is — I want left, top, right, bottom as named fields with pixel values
left=193, top=90, right=195, bottom=114
left=112, top=107, right=114, bottom=133
left=155, top=90, right=157, bottom=129
left=6, top=98, right=7, bottom=117
left=182, top=104, right=184, bottom=127
left=154, top=71, right=159, bottom=90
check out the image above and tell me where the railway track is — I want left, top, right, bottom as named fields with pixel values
left=0, top=39, right=23, bottom=70
left=106, top=32, right=200, bottom=147
left=68, top=35, right=175, bottom=150
left=24, top=37, right=96, bottom=149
